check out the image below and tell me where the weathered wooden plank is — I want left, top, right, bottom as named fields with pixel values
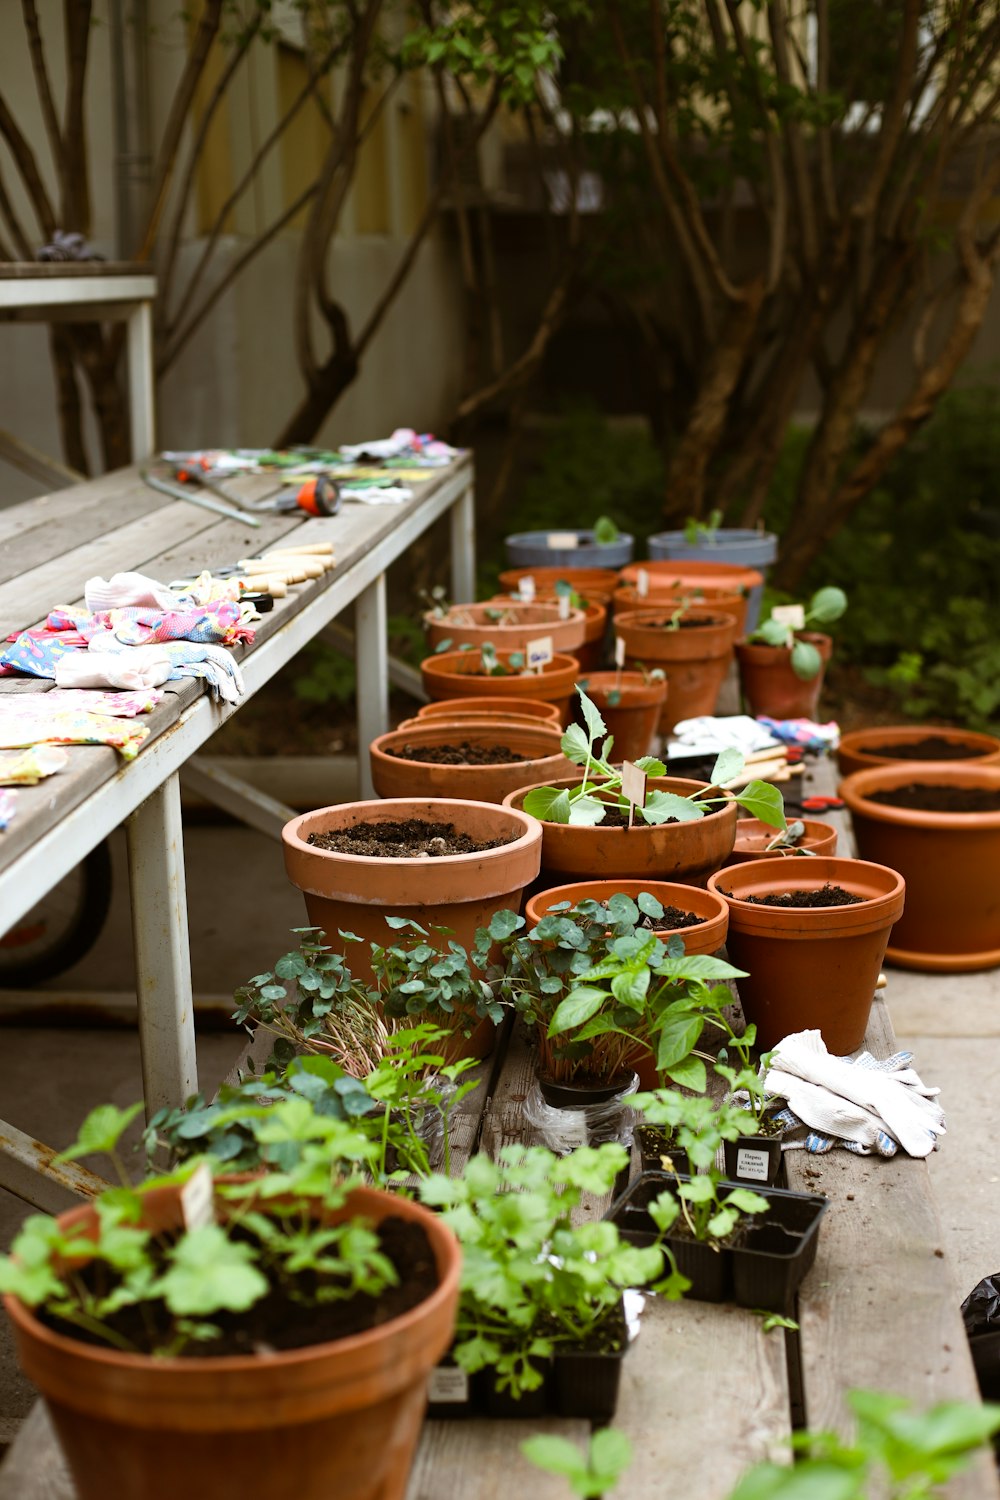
left=0, top=469, right=144, bottom=544
left=0, top=1404, right=71, bottom=1500
left=406, top=1419, right=590, bottom=1500
left=0, top=484, right=166, bottom=587
left=0, top=262, right=150, bottom=279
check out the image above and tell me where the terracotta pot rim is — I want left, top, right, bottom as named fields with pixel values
left=420, top=649, right=580, bottom=679
left=708, top=855, right=905, bottom=935
left=730, top=817, right=838, bottom=855
left=3, top=1184, right=459, bottom=1376
left=735, top=632, right=832, bottom=657
left=525, top=879, right=729, bottom=931
left=283, top=797, right=542, bottom=867
left=619, top=560, right=764, bottom=589
left=839, top=763, right=1000, bottom=828
left=616, top=606, right=735, bottom=633
left=837, top=724, right=1000, bottom=765
left=503, top=774, right=735, bottom=831
left=416, top=696, right=561, bottom=722
left=370, top=722, right=565, bottom=764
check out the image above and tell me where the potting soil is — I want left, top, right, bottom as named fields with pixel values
left=724, top=883, right=864, bottom=908
left=639, top=905, right=703, bottom=931
left=384, top=740, right=526, bottom=766
left=864, top=736, right=984, bottom=761
left=308, top=819, right=516, bottom=856
left=865, top=784, right=1000, bottom=813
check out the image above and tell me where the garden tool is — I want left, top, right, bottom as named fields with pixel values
left=140, top=468, right=261, bottom=528
left=250, top=475, right=342, bottom=517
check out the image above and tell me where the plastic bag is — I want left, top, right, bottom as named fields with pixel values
left=961, top=1274, right=1000, bottom=1402
left=523, top=1074, right=639, bottom=1155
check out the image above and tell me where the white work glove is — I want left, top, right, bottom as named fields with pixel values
left=669, top=715, right=780, bottom=759
left=85, top=572, right=177, bottom=612
left=56, top=646, right=172, bottom=691
left=764, top=1030, right=945, bottom=1159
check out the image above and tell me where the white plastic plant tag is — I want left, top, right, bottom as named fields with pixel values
left=429, top=1365, right=470, bottom=1403
left=735, top=1147, right=771, bottom=1183
left=636, top=568, right=650, bottom=598
left=518, top=575, right=536, bottom=601
left=527, top=635, right=554, bottom=671
left=547, top=531, right=579, bottom=549
left=621, top=760, right=647, bottom=811
left=179, top=1162, right=215, bottom=1230
left=557, top=591, right=571, bottom=619
left=771, top=604, right=805, bottom=630
left=614, top=635, right=626, bottom=668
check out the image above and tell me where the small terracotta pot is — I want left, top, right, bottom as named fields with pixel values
left=4, top=1184, right=460, bottom=1500
left=370, top=722, right=572, bottom=805
left=420, top=649, right=582, bottom=724
left=423, top=600, right=586, bottom=657
left=572, top=670, right=667, bottom=763
left=619, top=559, right=763, bottom=608
left=497, top=565, right=620, bottom=595
left=725, top=817, right=839, bottom=865
left=282, top=798, right=542, bottom=1051
left=415, top=696, right=562, bottom=726
left=613, top=582, right=748, bottom=635
left=735, top=633, right=833, bottom=719
left=614, top=607, right=737, bottom=733
left=504, top=775, right=737, bottom=886
left=708, top=856, right=905, bottom=1052
left=839, top=763, right=1000, bottom=972
left=489, top=593, right=610, bottom=673
left=837, top=725, right=1000, bottom=778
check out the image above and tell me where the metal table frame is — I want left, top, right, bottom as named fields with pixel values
left=0, top=459, right=476, bottom=1209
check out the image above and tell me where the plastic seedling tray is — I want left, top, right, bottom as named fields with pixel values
left=552, top=1299, right=627, bottom=1423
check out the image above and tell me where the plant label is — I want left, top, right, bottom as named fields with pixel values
left=621, top=760, right=647, bottom=813
left=429, top=1365, right=470, bottom=1403
left=636, top=568, right=650, bottom=597
left=518, top=575, right=536, bottom=601
left=527, top=635, right=554, bottom=671
left=614, top=635, right=626, bottom=668
left=179, top=1162, right=216, bottom=1230
left=557, top=591, right=571, bottom=619
left=771, top=604, right=805, bottom=630
left=547, top=531, right=578, bottom=549
left=735, top=1147, right=771, bottom=1182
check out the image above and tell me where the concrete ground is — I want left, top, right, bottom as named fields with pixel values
left=0, top=810, right=996, bottom=1436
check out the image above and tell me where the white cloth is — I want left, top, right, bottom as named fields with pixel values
left=667, top=715, right=780, bottom=760
left=85, top=572, right=177, bottom=612
left=55, top=647, right=172, bottom=691
left=764, top=1030, right=945, bottom=1159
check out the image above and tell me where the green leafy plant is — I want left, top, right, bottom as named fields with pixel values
left=683, top=508, right=724, bottom=544
left=592, top=514, right=621, bottom=545
left=727, top=1388, right=1000, bottom=1499
left=0, top=1097, right=388, bottom=1358
left=747, top=587, right=848, bottom=680
left=418, top=1143, right=681, bottom=1399
left=522, top=1428, right=633, bottom=1497
left=522, top=688, right=786, bottom=829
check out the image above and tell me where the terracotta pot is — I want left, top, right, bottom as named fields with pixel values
left=423, top=600, right=586, bottom=657
left=420, top=649, right=582, bottom=724
left=370, top=722, right=572, bottom=805
left=504, top=775, right=737, bottom=886
left=619, top=558, right=763, bottom=616
left=415, top=696, right=561, bottom=726
left=572, top=670, right=667, bottom=762
left=282, top=798, right=542, bottom=1052
left=525, top=879, right=729, bottom=953
left=613, top=582, right=748, bottom=635
left=708, top=856, right=905, bottom=1052
left=735, top=632, right=833, bottom=719
left=837, top=724, right=1000, bottom=778
left=489, top=592, right=610, bottom=673
left=725, top=817, right=839, bottom=865
left=839, top=763, right=1000, bottom=972
left=614, top=608, right=737, bottom=734
left=497, top=565, right=621, bottom=595
left=4, top=1184, right=460, bottom=1500
left=398, top=712, right=562, bottom=734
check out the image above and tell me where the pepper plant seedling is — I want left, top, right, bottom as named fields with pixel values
left=747, top=586, right=847, bottom=680
left=521, top=687, right=786, bottom=829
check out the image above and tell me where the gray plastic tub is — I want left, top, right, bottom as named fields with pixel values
left=647, top=529, right=778, bottom=630
left=505, top=529, right=635, bottom=571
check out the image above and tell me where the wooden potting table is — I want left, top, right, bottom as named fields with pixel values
left=0, top=455, right=475, bottom=1209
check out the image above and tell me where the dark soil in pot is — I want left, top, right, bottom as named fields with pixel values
left=865, top=784, right=1000, bottom=813
left=722, top=883, right=864, bottom=908
left=632, top=615, right=729, bottom=631
left=307, top=819, right=515, bottom=857
left=383, top=741, right=526, bottom=766
left=588, top=804, right=688, bottom=828
left=639, top=904, right=703, bottom=930
left=864, top=736, right=986, bottom=761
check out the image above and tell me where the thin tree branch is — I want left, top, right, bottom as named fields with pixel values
left=0, top=162, right=34, bottom=257
left=815, top=0, right=838, bottom=222
left=61, top=0, right=92, bottom=231
left=767, top=0, right=818, bottom=267
left=0, top=94, right=57, bottom=237
left=21, top=2, right=63, bottom=178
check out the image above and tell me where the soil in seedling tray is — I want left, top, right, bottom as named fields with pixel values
left=865, top=784, right=1000, bottom=814
left=384, top=741, right=526, bottom=766
left=865, top=736, right=984, bottom=761
left=308, top=819, right=515, bottom=857
left=724, top=883, right=864, bottom=908
left=41, top=1217, right=438, bottom=1357
left=639, top=905, right=703, bottom=931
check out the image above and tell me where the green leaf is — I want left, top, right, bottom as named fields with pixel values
left=561, top=723, right=591, bottom=764
left=158, top=1225, right=268, bottom=1316
left=735, top=780, right=787, bottom=828
left=635, top=756, right=666, bottom=776
left=549, top=987, right=606, bottom=1036
left=523, top=786, right=572, bottom=823
left=641, top=791, right=704, bottom=824
left=791, top=639, right=823, bottom=680
left=577, top=687, right=607, bottom=743
left=637, top=891, right=664, bottom=918
left=57, top=1102, right=145, bottom=1163
left=663, top=1054, right=707, bottom=1092
left=807, top=586, right=847, bottom=625
left=757, top=617, right=791, bottom=647
left=589, top=1428, right=633, bottom=1487
left=725, top=1187, right=770, bottom=1215
left=709, top=747, right=744, bottom=785
left=592, top=515, right=620, bottom=545
left=520, top=1435, right=586, bottom=1483
left=567, top=795, right=608, bottom=826
left=488, top=909, right=521, bottom=941
left=655, top=1013, right=704, bottom=1071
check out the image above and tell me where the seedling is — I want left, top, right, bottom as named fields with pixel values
left=592, top=515, right=620, bottom=545
left=683, top=508, right=724, bottom=545
left=747, top=586, right=847, bottom=680
left=522, top=1428, right=633, bottom=1497
left=522, top=688, right=785, bottom=829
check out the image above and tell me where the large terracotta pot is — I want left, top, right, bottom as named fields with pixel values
left=725, top=817, right=839, bottom=865
left=571, top=670, right=667, bottom=763
left=837, top=725, right=1000, bottom=779
left=4, top=1183, right=460, bottom=1500
left=839, top=763, right=1000, bottom=972
left=735, top=632, right=833, bottom=719
left=504, top=775, right=738, bottom=886
left=370, top=722, right=572, bottom=805
left=613, top=582, right=748, bottom=635
left=497, top=565, right=620, bottom=595
left=614, top=608, right=737, bottom=733
left=525, top=879, right=729, bottom=954
left=420, top=649, right=582, bottom=724
left=415, top=696, right=561, bottom=726
left=708, top=856, right=905, bottom=1052
left=282, top=797, right=542, bottom=1051
left=423, top=600, right=586, bottom=657
left=489, top=592, right=610, bottom=673
left=618, top=559, right=763, bottom=628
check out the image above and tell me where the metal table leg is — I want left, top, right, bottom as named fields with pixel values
left=356, top=572, right=389, bottom=798
left=125, top=775, right=198, bottom=1118
left=450, top=479, right=477, bottom=603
